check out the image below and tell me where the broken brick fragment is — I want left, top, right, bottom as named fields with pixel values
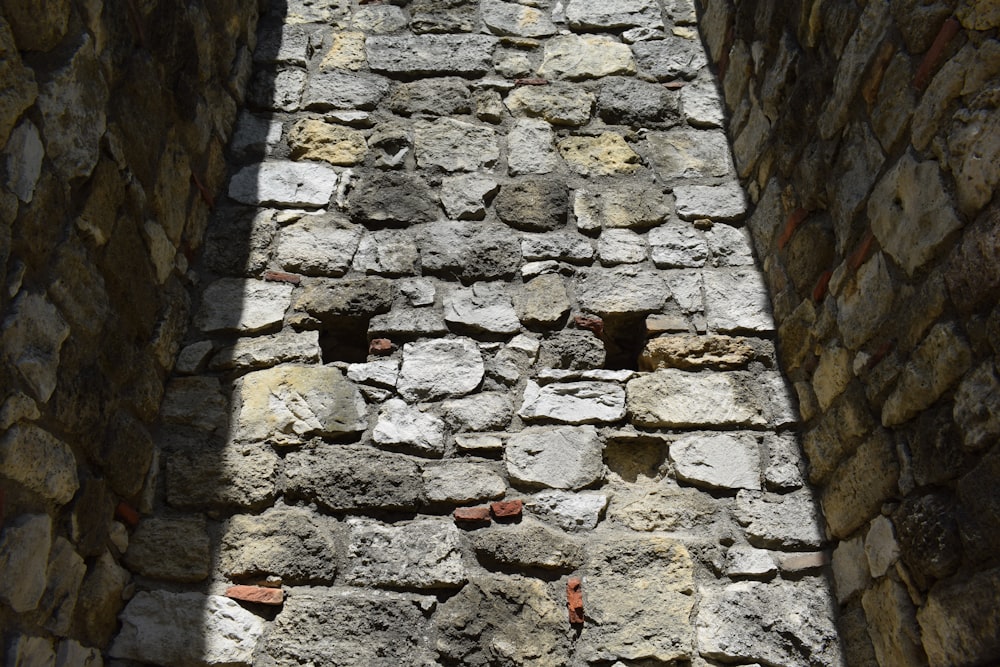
left=812, top=270, right=833, bottom=303
left=573, top=315, right=604, bottom=338
left=115, top=501, right=140, bottom=528
left=454, top=506, right=492, bottom=526
left=264, top=270, right=301, bottom=285
left=778, top=208, right=809, bottom=250
left=913, top=18, right=961, bottom=91
left=369, top=338, right=395, bottom=356
left=490, top=499, right=523, bottom=520
left=567, top=577, right=584, bottom=624
left=225, top=585, right=284, bottom=606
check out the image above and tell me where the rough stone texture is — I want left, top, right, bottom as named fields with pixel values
left=527, top=490, right=608, bottom=531
left=538, top=34, right=637, bottom=80
left=347, top=170, right=439, bottom=224
left=632, top=35, right=707, bottom=81
left=2, top=292, right=70, bottom=402
left=518, top=380, right=627, bottom=424
left=423, top=461, right=507, bottom=503
left=397, top=338, right=484, bottom=402
left=735, top=489, right=826, bottom=549
left=275, top=216, right=363, bottom=276
left=366, top=34, right=497, bottom=75
left=444, top=283, right=520, bottom=335
left=110, top=592, right=264, bottom=667
left=346, top=518, right=467, bottom=588
left=220, top=505, right=339, bottom=583
left=698, top=579, right=843, bottom=667
left=372, top=398, right=447, bottom=456
left=194, top=279, right=293, bottom=334
left=472, top=518, right=583, bottom=570
left=495, top=179, right=568, bottom=232
left=559, top=132, right=641, bottom=176
left=670, top=431, right=762, bottom=490
left=229, top=161, right=338, bottom=208
left=0, top=424, right=79, bottom=506
left=123, top=518, right=210, bottom=583
left=265, top=588, right=436, bottom=666
left=628, top=370, right=776, bottom=428
left=506, top=425, right=604, bottom=489
left=862, top=577, right=928, bottom=667
left=166, top=439, right=279, bottom=511
left=918, top=567, right=1000, bottom=667
left=0, top=514, right=50, bottom=613
left=581, top=537, right=696, bottom=663
left=674, top=182, right=748, bottom=221
left=232, top=365, right=367, bottom=445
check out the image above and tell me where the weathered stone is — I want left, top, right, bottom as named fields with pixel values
left=211, top=329, right=321, bottom=371
left=869, top=154, right=962, bottom=277
left=598, top=228, right=647, bottom=265
left=4, top=120, right=43, bottom=203
left=435, top=575, right=569, bottom=665
left=397, top=338, right=484, bottom=402
left=699, top=579, right=843, bottom=667
left=918, top=566, right=1000, bottom=667
left=420, top=221, right=522, bottom=280
left=674, top=182, right=748, bottom=221
left=860, top=577, right=928, bottom=667
left=514, top=274, right=571, bottom=326
left=301, top=70, right=390, bottom=110
left=75, top=549, right=128, bottom=647
left=0, top=18, right=37, bottom=146
left=506, top=425, right=604, bottom=489
left=354, top=4, right=408, bottom=32
left=822, top=431, right=900, bottom=538
left=628, top=369, right=773, bottom=428
left=319, top=30, right=364, bottom=70
left=734, top=489, right=826, bottom=549
left=203, top=207, right=277, bottom=276
left=473, top=518, right=583, bottom=571
left=166, top=438, right=279, bottom=511
left=597, top=76, right=679, bottom=125
left=954, top=360, right=1000, bottom=451
left=232, top=364, right=367, bottom=445
left=482, top=0, right=557, bottom=36
left=288, top=119, right=367, bottom=166
left=370, top=305, right=449, bottom=338
left=703, top=268, right=773, bottom=332
left=506, top=118, right=562, bottom=175
left=864, top=515, right=900, bottom=578
left=648, top=222, right=708, bottom=268
left=159, top=376, right=227, bottom=433
left=883, top=322, right=972, bottom=426
left=519, top=380, right=626, bottom=424
left=444, top=283, right=520, bottom=334
left=894, top=492, right=962, bottom=584
left=0, top=424, right=79, bottom=506
left=576, top=265, right=666, bottom=315
left=505, top=83, right=594, bottom=127
left=415, top=118, right=499, bottom=172
left=353, top=230, right=419, bottom=276
left=2, top=292, right=70, bottom=402
left=292, top=276, right=393, bottom=320
left=366, top=34, right=497, bottom=75
left=640, top=334, right=756, bottom=371
left=367, top=122, right=413, bottom=168
left=574, top=182, right=671, bottom=231
left=265, top=587, right=436, bottom=666
left=837, top=252, right=895, bottom=350
left=528, top=490, right=607, bottom=531
left=566, top=0, right=663, bottom=29
left=495, top=179, right=567, bottom=232
left=671, top=431, right=762, bottom=491
left=538, top=34, right=637, bottom=80
left=196, top=279, right=293, bottom=335
left=229, top=161, right=338, bottom=207
left=832, top=535, right=870, bottom=603
left=346, top=518, right=467, bottom=588
left=726, top=545, right=777, bottom=578
left=440, top=392, right=514, bottom=431
left=581, top=537, right=695, bottom=663
left=6, top=635, right=56, bottom=666
left=248, top=68, right=305, bottom=111
left=348, top=170, right=439, bottom=224
left=283, top=445, right=424, bottom=512
left=110, top=591, right=264, bottom=666
left=537, top=329, right=606, bottom=370
left=631, top=35, right=707, bottom=81
left=0, top=514, right=50, bottom=612
left=681, top=75, right=725, bottom=128
left=123, top=517, right=210, bottom=583
left=37, top=36, right=107, bottom=181
left=423, top=461, right=507, bottom=503
left=372, top=399, right=447, bottom=456
left=440, top=174, right=499, bottom=219
left=559, top=132, right=640, bottom=176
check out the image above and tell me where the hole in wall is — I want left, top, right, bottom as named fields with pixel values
left=601, top=313, right=649, bottom=370
left=319, top=316, right=371, bottom=363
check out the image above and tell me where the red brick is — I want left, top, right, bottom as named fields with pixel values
left=913, top=18, right=961, bottom=91
left=778, top=207, right=809, bottom=250
left=190, top=171, right=216, bottom=210
left=225, top=585, right=284, bottom=606
left=263, top=270, right=301, bottom=285
left=490, top=499, right=523, bottom=520
left=115, top=501, right=140, bottom=528
left=573, top=315, right=604, bottom=338
left=567, top=577, right=584, bottom=624
left=369, top=338, right=394, bottom=356
left=847, top=230, right=876, bottom=271
left=812, top=270, right=833, bottom=303
left=454, top=506, right=492, bottom=525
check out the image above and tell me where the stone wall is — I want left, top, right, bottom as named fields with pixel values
left=104, top=0, right=848, bottom=665
left=0, top=1, right=260, bottom=663
left=698, top=0, right=1000, bottom=664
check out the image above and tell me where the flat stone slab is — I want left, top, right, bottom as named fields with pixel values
left=472, top=518, right=583, bottom=570
left=649, top=221, right=709, bottom=268
left=506, top=425, right=604, bottom=489
left=527, top=490, right=608, bottom=531
left=366, top=34, right=497, bottom=75
left=518, top=380, right=627, bottom=424
left=734, top=489, right=827, bottom=549
left=631, top=35, right=707, bottom=80
left=444, top=283, right=520, bottom=334
left=641, top=129, right=733, bottom=179
left=415, top=118, right=499, bottom=171
left=422, top=461, right=507, bottom=503
left=575, top=266, right=667, bottom=315
left=669, top=431, right=762, bottom=490
left=194, top=279, right=293, bottom=334
left=228, top=161, right=338, bottom=207
left=703, top=268, right=774, bottom=332
left=574, top=183, right=671, bottom=231
left=674, top=182, right=748, bottom=221
left=165, top=439, right=279, bottom=511
left=566, top=0, right=664, bottom=30
left=627, top=369, right=770, bottom=428
left=538, top=34, right=637, bottom=80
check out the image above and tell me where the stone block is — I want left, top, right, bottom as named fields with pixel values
left=574, top=181, right=671, bottom=231
left=513, top=274, right=571, bottom=327
left=288, top=119, right=367, bottom=166
left=822, top=431, right=899, bottom=538
left=505, top=83, right=594, bottom=126
left=440, top=392, right=514, bottom=431
left=398, top=338, right=484, bottom=402
left=194, top=278, right=292, bottom=334
left=301, top=70, right=389, bottom=110
left=282, top=445, right=424, bottom=512
left=110, top=591, right=264, bottom=666
left=346, top=518, right=467, bottom=589
left=537, top=34, right=636, bottom=80
left=366, top=34, right=497, bottom=75
left=123, top=517, right=210, bottom=583
left=1, top=291, right=70, bottom=402
left=228, top=161, right=338, bottom=208
left=674, top=182, right=748, bottom=221
left=528, top=490, right=608, bottom=531
left=444, top=283, right=520, bottom=335
left=496, top=179, right=568, bottom=232
left=482, top=0, right=557, bottom=36
left=558, top=132, right=640, bottom=175
left=670, top=431, right=762, bottom=491
left=0, top=514, right=51, bottom=612
left=735, top=489, right=826, bottom=550
left=472, top=518, right=582, bottom=570
left=576, top=265, right=667, bottom=315
left=348, top=170, right=439, bottom=224
left=166, top=438, right=278, bottom=511
left=642, top=129, right=733, bottom=180
left=0, top=424, right=78, bottom=506
left=831, top=535, right=870, bottom=603
left=220, top=505, right=338, bottom=584
left=414, top=118, right=499, bottom=171
left=627, top=369, right=775, bottom=428
left=506, top=118, right=561, bottom=175
left=631, top=35, right=707, bottom=80
left=372, top=398, right=447, bottom=457
left=518, top=380, right=627, bottom=424
left=232, top=364, right=367, bottom=445
left=423, top=461, right=507, bottom=504
left=506, top=425, right=604, bottom=490
left=440, top=173, right=498, bottom=220
left=861, top=577, right=928, bottom=667
left=918, top=566, right=1000, bottom=667
left=419, top=221, right=522, bottom=281
left=703, top=267, right=774, bottom=332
